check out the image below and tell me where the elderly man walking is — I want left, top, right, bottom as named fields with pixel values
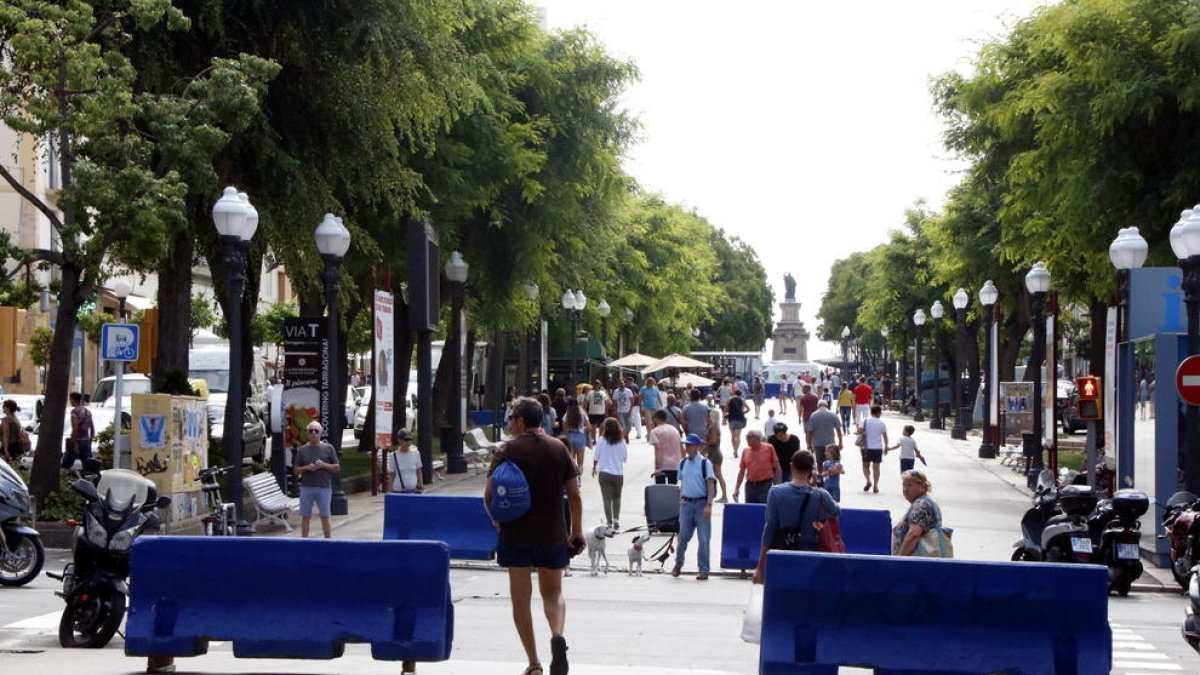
left=733, top=429, right=781, bottom=504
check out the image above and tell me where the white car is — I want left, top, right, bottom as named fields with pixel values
left=353, top=389, right=415, bottom=440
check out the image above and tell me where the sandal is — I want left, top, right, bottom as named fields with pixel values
left=523, top=664, right=543, bottom=675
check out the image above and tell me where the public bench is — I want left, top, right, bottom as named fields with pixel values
left=125, top=537, right=454, bottom=663
left=758, top=551, right=1111, bottom=674
left=383, top=493, right=497, bottom=561
left=244, top=471, right=299, bottom=532
left=720, top=503, right=890, bottom=573
left=463, top=428, right=503, bottom=469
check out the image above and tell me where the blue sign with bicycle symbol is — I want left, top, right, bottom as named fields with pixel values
left=100, top=323, right=140, bottom=362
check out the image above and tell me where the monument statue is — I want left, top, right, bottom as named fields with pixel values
left=784, top=272, right=796, bottom=301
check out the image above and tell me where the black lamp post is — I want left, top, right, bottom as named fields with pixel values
left=624, top=307, right=634, bottom=355
left=445, top=251, right=469, bottom=474
left=929, top=300, right=945, bottom=430
left=978, top=280, right=998, bottom=458
left=598, top=299, right=611, bottom=358
left=561, top=289, right=586, bottom=389
left=880, top=326, right=890, bottom=380
left=523, top=281, right=540, bottom=394
left=1109, top=227, right=1148, bottom=474
left=1171, top=211, right=1200, bottom=493
left=1025, top=261, right=1051, bottom=489
left=841, top=326, right=850, bottom=380
left=315, top=213, right=351, bottom=515
left=913, top=309, right=926, bottom=423
left=212, top=187, right=258, bottom=535
left=951, top=288, right=970, bottom=440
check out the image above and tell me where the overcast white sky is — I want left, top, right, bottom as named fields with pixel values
left=538, top=0, right=1047, bottom=359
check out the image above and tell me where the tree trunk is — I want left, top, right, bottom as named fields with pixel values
left=153, top=226, right=194, bottom=390
left=394, top=300, right=414, bottom=431
left=432, top=340, right=452, bottom=429
left=30, top=265, right=84, bottom=501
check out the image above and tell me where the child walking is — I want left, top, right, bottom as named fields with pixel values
left=886, top=424, right=926, bottom=473
left=821, top=446, right=845, bottom=502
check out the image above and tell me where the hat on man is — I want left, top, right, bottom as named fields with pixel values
left=774, top=422, right=788, bottom=433
left=395, top=428, right=412, bottom=442
left=683, top=433, right=704, bottom=446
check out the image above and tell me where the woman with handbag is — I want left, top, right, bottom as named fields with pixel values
left=751, top=451, right=840, bottom=584
left=892, top=469, right=953, bottom=557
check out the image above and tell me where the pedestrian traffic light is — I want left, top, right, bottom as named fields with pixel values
left=132, top=308, right=158, bottom=374
left=1075, top=375, right=1102, bottom=420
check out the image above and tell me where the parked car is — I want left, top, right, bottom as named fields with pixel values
left=1056, top=379, right=1088, bottom=435
left=353, top=390, right=416, bottom=441
left=209, top=403, right=266, bottom=463
left=345, top=385, right=365, bottom=428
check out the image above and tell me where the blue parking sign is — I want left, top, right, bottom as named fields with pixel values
left=100, top=323, right=139, bottom=362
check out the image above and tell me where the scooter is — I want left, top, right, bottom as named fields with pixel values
left=1185, top=565, right=1200, bottom=652
left=0, top=456, right=44, bottom=586
left=1086, top=489, right=1149, bottom=596
left=1012, top=469, right=1098, bottom=563
left=1162, top=491, right=1200, bottom=589
left=47, top=465, right=168, bottom=648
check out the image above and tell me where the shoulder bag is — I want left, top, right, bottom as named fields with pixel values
left=911, top=497, right=954, bottom=558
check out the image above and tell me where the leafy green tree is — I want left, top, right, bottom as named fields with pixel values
left=697, top=232, right=774, bottom=351
left=0, top=1, right=276, bottom=499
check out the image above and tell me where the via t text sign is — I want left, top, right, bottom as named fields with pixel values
left=100, top=323, right=139, bottom=362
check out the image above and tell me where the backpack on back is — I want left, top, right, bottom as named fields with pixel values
left=489, top=458, right=531, bottom=522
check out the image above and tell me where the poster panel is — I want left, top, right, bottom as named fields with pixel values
left=283, top=318, right=325, bottom=450
left=374, top=290, right=395, bottom=452
left=1000, top=382, right=1034, bottom=439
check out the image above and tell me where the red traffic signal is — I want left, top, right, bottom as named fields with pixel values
left=1075, top=376, right=1101, bottom=401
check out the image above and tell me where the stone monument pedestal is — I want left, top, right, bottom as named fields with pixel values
left=772, top=300, right=810, bottom=361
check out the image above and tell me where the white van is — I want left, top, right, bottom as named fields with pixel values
left=761, top=361, right=824, bottom=386
left=188, top=347, right=267, bottom=417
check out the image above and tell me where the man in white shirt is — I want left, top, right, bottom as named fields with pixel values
left=859, top=405, right=889, bottom=494
left=762, top=409, right=780, bottom=438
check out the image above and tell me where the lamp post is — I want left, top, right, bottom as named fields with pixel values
left=112, top=280, right=131, bottom=469
left=1172, top=210, right=1200, bottom=492
left=598, top=299, right=611, bottom=357
left=951, top=288, right=970, bottom=440
left=212, top=186, right=258, bottom=535
left=561, top=290, right=586, bottom=389
left=1109, top=227, right=1148, bottom=470
left=1025, top=261, right=1051, bottom=489
left=841, top=326, right=850, bottom=380
left=523, top=281, right=539, bottom=394
left=445, top=251, right=469, bottom=474
left=880, top=326, right=889, bottom=380
left=624, top=307, right=634, bottom=355
left=913, top=309, right=926, bottom=422
left=978, top=280, right=999, bottom=458
left=315, top=213, right=351, bottom=515
left=929, top=300, right=945, bottom=430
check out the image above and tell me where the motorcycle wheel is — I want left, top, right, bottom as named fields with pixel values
left=59, top=590, right=126, bottom=648
left=1113, top=578, right=1133, bottom=597
left=1011, top=548, right=1028, bottom=562
left=0, top=533, right=45, bottom=587
left=1172, top=551, right=1193, bottom=590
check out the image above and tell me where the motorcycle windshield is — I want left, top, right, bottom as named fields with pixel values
left=0, top=456, right=25, bottom=490
left=96, top=469, right=154, bottom=514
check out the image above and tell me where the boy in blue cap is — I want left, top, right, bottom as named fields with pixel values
left=671, top=433, right=717, bottom=580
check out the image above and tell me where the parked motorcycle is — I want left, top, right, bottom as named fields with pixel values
left=1012, top=469, right=1098, bottom=563
left=1162, top=491, right=1200, bottom=589
left=1184, top=566, right=1200, bottom=652
left=47, top=467, right=169, bottom=648
left=0, top=456, right=43, bottom=586
left=1085, top=489, right=1149, bottom=596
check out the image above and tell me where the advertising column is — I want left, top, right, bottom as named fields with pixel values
left=282, top=318, right=326, bottom=454
left=373, top=290, right=395, bottom=493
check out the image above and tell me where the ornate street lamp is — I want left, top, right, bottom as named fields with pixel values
left=929, top=300, right=945, bottom=430
left=1108, top=227, right=1148, bottom=468
left=978, top=280, right=999, bottom=458
left=212, top=186, right=258, bottom=534
left=561, top=290, right=586, bottom=388
left=315, top=212, right=351, bottom=515
left=523, top=281, right=540, bottom=394
left=1025, top=261, right=1052, bottom=489
left=598, top=299, right=611, bottom=357
left=951, top=288, right=970, bottom=440
left=880, top=326, right=890, bottom=382
left=912, top=309, right=926, bottom=423
left=841, top=326, right=851, bottom=380
left=444, top=251, right=469, bottom=474
left=1173, top=209, right=1200, bottom=492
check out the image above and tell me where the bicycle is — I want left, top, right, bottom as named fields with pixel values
left=197, top=466, right=236, bottom=537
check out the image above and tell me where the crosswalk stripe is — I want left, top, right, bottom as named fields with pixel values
left=1113, top=663, right=1182, bottom=671
left=1114, top=652, right=1168, bottom=659
left=1112, top=642, right=1156, bottom=650
left=2, top=611, right=60, bottom=630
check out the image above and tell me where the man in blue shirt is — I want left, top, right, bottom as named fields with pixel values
left=671, top=433, right=717, bottom=580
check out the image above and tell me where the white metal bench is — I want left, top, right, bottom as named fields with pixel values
left=244, top=472, right=300, bottom=532
left=462, top=428, right=504, bottom=469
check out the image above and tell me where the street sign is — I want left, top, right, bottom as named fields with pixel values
left=1176, top=355, right=1200, bottom=406
left=100, top=323, right=139, bottom=362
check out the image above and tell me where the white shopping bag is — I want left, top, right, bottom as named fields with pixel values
left=740, top=584, right=763, bottom=644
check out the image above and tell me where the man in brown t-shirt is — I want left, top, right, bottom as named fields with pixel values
left=485, top=397, right=583, bottom=675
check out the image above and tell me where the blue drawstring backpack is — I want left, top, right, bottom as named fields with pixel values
left=490, top=459, right=531, bottom=522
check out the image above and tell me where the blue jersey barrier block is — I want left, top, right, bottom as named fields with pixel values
left=720, top=503, right=890, bottom=571
left=383, top=493, right=497, bottom=560
left=125, top=537, right=453, bottom=662
left=759, top=551, right=1111, bottom=675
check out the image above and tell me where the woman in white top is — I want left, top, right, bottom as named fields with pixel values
left=389, top=429, right=423, bottom=493
left=592, top=417, right=629, bottom=530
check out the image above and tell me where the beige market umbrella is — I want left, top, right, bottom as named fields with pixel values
left=641, top=353, right=715, bottom=375
left=607, top=352, right=659, bottom=369
left=661, top=372, right=716, bottom=388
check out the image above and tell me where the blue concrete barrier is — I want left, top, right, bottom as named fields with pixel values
left=383, top=493, right=497, bottom=560
left=720, top=503, right=890, bottom=571
left=468, top=409, right=495, bottom=427
left=125, top=537, right=453, bottom=662
left=759, top=551, right=1111, bottom=674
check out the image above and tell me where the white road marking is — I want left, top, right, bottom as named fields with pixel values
left=3, top=611, right=60, bottom=630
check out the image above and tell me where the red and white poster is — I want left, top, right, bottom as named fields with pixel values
left=374, top=290, right=394, bottom=453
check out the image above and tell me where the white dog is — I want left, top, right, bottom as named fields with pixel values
left=585, top=524, right=615, bottom=576
left=627, top=533, right=652, bottom=576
